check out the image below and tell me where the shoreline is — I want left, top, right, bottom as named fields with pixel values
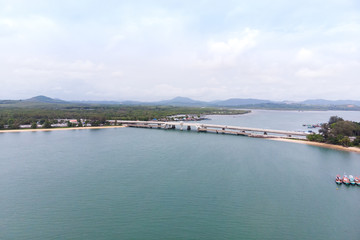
left=0, top=126, right=125, bottom=133
left=268, top=137, right=360, bottom=154
left=2, top=125, right=360, bottom=154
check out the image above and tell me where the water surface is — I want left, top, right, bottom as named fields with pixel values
left=1, top=111, right=360, bottom=239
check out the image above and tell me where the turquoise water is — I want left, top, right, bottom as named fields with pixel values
left=1, top=111, right=360, bottom=239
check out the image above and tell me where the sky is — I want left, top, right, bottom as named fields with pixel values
left=0, top=0, right=359, bottom=101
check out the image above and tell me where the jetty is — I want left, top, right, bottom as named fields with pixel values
left=116, top=120, right=309, bottom=139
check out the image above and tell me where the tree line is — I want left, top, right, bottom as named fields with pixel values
left=0, top=104, right=249, bottom=129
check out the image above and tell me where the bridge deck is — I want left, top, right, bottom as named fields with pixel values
left=118, top=120, right=308, bottom=137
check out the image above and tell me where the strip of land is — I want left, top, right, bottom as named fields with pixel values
left=268, top=137, right=360, bottom=154
left=0, top=125, right=125, bottom=133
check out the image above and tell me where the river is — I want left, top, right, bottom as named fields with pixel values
left=1, top=110, right=360, bottom=239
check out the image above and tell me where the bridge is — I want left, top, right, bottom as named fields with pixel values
left=115, top=120, right=309, bottom=139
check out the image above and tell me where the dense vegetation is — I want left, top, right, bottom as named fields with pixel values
left=0, top=102, right=249, bottom=129
left=307, top=116, right=360, bottom=147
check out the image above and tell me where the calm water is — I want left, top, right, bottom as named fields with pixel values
left=1, top=111, right=360, bottom=239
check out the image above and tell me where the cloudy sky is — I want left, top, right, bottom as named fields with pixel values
left=1, top=0, right=359, bottom=101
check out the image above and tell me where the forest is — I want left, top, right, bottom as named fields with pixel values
left=0, top=102, right=249, bottom=129
left=307, top=116, right=360, bottom=147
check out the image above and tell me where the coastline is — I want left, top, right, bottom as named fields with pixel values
left=2, top=125, right=360, bottom=154
left=268, top=137, right=360, bottom=154
left=0, top=125, right=125, bottom=133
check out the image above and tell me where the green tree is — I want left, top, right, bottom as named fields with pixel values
left=31, top=122, right=37, bottom=129
left=319, top=123, right=329, bottom=139
left=353, top=137, right=360, bottom=146
left=331, top=121, right=360, bottom=136
left=307, top=133, right=324, bottom=142
left=9, top=120, right=20, bottom=129
left=43, top=120, right=52, bottom=128
left=7, top=118, right=14, bottom=125
left=339, top=136, right=351, bottom=147
left=328, top=116, right=344, bottom=125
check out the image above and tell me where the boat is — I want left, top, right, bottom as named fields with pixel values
left=349, top=175, right=356, bottom=185
left=343, top=175, right=350, bottom=185
left=335, top=175, right=342, bottom=184
left=355, top=177, right=360, bottom=186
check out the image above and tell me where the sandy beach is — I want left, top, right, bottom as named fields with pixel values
left=269, top=137, right=360, bottom=154
left=0, top=125, right=125, bottom=133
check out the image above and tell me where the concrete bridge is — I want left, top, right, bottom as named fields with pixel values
left=115, top=120, right=309, bottom=139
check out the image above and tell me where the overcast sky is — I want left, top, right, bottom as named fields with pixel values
left=1, top=0, right=359, bottom=101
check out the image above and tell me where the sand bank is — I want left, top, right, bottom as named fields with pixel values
left=0, top=125, right=125, bottom=133
left=268, top=137, right=360, bottom=154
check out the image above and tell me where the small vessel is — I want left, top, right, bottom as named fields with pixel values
left=349, top=175, right=356, bottom=185
left=335, top=175, right=342, bottom=184
left=355, top=177, right=360, bottom=186
left=343, top=175, right=350, bottom=185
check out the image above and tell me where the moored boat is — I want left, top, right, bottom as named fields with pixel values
left=355, top=177, right=360, bottom=186
left=349, top=175, right=355, bottom=185
left=335, top=175, right=342, bottom=184
left=343, top=175, right=350, bottom=185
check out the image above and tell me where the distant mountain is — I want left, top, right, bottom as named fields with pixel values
left=300, top=99, right=360, bottom=106
left=26, top=95, right=67, bottom=104
left=153, top=97, right=207, bottom=106
left=1, top=96, right=360, bottom=110
left=73, top=100, right=122, bottom=104
left=211, top=98, right=272, bottom=106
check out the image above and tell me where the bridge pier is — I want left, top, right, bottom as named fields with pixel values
left=187, top=126, right=191, bottom=131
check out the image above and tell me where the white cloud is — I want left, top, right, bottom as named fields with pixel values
left=196, top=28, right=259, bottom=68
left=295, top=67, right=334, bottom=78
left=106, top=34, right=125, bottom=50
left=0, top=15, right=56, bottom=31
left=208, top=28, right=258, bottom=55
left=0, top=1, right=359, bottom=101
left=296, top=48, right=313, bottom=61
left=112, top=71, right=124, bottom=78
left=326, top=23, right=360, bottom=35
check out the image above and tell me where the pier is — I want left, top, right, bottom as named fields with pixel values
left=116, top=120, right=309, bottom=139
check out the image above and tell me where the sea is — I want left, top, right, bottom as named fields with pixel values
left=1, top=110, right=360, bottom=240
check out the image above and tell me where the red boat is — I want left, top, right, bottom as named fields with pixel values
left=335, top=175, right=342, bottom=184
left=355, top=177, right=360, bottom=186
left=343, top=175, right=350, bottom=185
